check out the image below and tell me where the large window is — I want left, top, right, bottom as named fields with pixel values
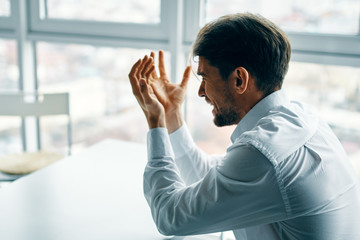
left=0, top=0, right=359, bottom=163
left=0, top=0, right=170, bottom=155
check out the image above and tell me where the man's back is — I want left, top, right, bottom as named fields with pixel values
left=233, top=92, right=360, bottom=239
left=278, top=119, right=360, bottom=239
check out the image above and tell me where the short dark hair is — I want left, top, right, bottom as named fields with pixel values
left=192, top=13, right=291, bottom=96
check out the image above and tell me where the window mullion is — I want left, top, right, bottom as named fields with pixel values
left=358, top=9, right=360, bottom=36
left=165, top=0, right=185, bottom=83
left=13, top=0, right=39, bottom=151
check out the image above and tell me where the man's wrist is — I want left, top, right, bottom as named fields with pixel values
left=147, top=114, right=166, bottom=129
left=165, top=109, right=183, bottom=133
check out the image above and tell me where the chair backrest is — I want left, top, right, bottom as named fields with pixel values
left=0, top=93, right=70, bottom=117
left=0, top=92, right=72, bottom=154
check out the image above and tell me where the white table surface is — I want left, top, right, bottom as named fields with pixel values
left=0, top=139, right=221, bottom=240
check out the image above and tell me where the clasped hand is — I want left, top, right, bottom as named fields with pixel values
left=128, top=50, right=191, bottom=131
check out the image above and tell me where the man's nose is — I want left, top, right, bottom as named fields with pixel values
left=198, top=80, right=205, bottom=97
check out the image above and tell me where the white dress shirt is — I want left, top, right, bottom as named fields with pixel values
left=143, top=90, right=360, bottom=239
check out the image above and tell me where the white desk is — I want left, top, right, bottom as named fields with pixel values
left=0, top=140, right=221, bottom=240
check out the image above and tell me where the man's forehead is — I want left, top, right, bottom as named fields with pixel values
left=197, top=56, right=220, bottom=76
left=197, top=56, right=207, bottom=75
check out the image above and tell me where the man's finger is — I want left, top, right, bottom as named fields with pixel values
left=158, top=50, right=167, bottom=78
left=136, top=55, right=148, bottom=79
left=142, top=57, right=154, bottom=79
left=180, top=66, right=192, bottom=89
left=128, top=59, right=142, bottom=95
left=150, top=52, right=158, bottom=79
left=145, top=65, right=155, bottom=81
left=129, top=59, right=142, bottom=79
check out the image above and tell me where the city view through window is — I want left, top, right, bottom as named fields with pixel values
left=0, top=1, right=359, bottom=166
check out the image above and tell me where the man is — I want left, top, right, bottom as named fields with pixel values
left=128, top=13, right=360, bottom=239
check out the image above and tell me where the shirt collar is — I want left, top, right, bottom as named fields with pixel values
left=230, top=89, right=290, bottom=143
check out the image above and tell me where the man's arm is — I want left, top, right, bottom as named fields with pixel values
left=129, top=53, right=286, bottom=235
left=169, top=123, right=224, bottom=185
left=138, top=51, right=220, bottom=185
left=145, top=129, right=287, bottom=236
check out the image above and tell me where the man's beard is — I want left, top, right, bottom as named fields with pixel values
left=213, top=107, right=239, bottom=127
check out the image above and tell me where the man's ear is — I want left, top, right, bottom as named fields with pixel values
left=233, top=67, right=249, bottom=94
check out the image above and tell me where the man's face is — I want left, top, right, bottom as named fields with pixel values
left=197, top=57, right=240, bottom=127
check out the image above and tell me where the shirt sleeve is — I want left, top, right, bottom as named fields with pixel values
left=144, top=127, right=287, bottom=236
left=169, top=124, right=224, bottom=185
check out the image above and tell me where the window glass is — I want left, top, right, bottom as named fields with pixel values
left=0, top=0, right=10, bottom=17
left=0, top=39, right=20, bottom=156
left=0, top=117, right=22, bottom=156
left=44, top=0, right=160, bottom=24
left=205, top=0, right=360, bottom=35
left=0, top=39, right=18, bottom=91
left=36, top=42, right=170, bottom=154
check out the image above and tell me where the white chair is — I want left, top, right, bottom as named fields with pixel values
left=0, top=92, right=72, bottom=182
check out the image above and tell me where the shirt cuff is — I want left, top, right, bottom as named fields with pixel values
left=147, top=127, right=175, bottom=161
left=169, top=123, right=196, bottom=158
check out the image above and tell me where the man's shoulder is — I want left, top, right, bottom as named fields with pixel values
left=234, top=102, right=320, bottom=163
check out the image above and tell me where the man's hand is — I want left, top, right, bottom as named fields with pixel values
left=128, top=55, right=165, bottom=129
left=149, top=50, right=191, bottom=133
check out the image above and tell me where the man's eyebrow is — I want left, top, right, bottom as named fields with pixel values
left=197, top=71, right=207, bottom=76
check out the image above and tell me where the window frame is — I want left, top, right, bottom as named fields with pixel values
left=28, top=0, right=170, bottom=44
left=289, top=32, right=360, bottom=68
left=0, top=17, right=14, bottom=31
left=0, top=0, right=15, bottom=38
